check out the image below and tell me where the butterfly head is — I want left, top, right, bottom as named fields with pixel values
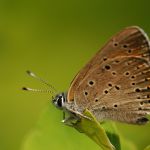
left=52, top=93, right=66, bottom=110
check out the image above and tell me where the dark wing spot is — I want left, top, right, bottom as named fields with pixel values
left=88, top=80, right=94, bottom=86
left=102, top=106, right=106, bottom=110
left=128, top=49, right=132, bottom=53
left=84, top=91, right=88, bottom=96
left=114, top=43, right=118, bottom=47
left=115, top=85, right=120, bottom=90
left=115, top=60, right=120, bottom=63
left=131, top=75, right=135, bottom=79
left=112, top=71, right=116, bottom=75
left=125, top=72, right=130, bottom=76
left=108, top=83, right=112, bottom=87
left=95, top=99, right=98, bottom=102
left=132, top=82, right=135, bottom=85
left=138, top=107, right=142, bottom=110
left=140, top=101, right=143, bottom=105
left=123, top=44, right=128, bottom=48
left=104, top=90, right=108, bottom=94
left=105, top=65, right=111, bottom=70
left=114, top=104, right=118, bottom=108
left=135, top=88, right=141, bottom=92
left=103, top=57, right=107, bottom=61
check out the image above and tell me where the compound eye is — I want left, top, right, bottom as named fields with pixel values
left=57, top=96, right=62, bottom=107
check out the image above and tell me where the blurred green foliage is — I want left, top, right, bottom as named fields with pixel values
left=0, top=0, right=150, bottom=150
left=144, top=145, right=150, bottom=150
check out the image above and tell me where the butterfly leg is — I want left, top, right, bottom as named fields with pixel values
left=74, top=111, right=92, bottom=120
left=61, top=112, right=79, bottom=126
left=65, top=102, right=92, bottom=121
left=67, top=108, right=92, bottom=121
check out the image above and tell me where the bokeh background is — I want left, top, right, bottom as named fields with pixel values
left=0, top=0, right=150, bottom=150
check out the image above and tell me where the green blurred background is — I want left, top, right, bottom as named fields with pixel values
left=0, top=0, right=150, bottom=150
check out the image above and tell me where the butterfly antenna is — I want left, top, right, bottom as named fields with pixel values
left=22, top=87, right=55, bottom=95
left=26, top=70, right=57, bottom=93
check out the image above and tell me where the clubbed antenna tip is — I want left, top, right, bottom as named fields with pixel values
left=26, top=70, right=31, bottom=74
left=22, top=87, right=28, bottom=90
left=26, top=70, right=35, bottom=77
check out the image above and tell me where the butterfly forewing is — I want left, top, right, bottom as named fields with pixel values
left=67, top=26, right=150, bottom=124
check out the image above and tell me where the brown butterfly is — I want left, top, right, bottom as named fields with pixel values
left=24, top=26, right=150, bottom=125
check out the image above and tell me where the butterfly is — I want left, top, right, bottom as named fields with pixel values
left=24, top=26, right=150, bottom=126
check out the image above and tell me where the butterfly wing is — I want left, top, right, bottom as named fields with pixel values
left=67, top=26, right=150, bottom=124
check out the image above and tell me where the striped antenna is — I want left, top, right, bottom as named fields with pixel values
left=22, top=70, right=57, bottom=96
left=22, top=87, right=55, bottom=95
left=26, top=70, right=57, bottom=93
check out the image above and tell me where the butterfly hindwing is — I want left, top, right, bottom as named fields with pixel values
left=67, top=26, right=150, bottom=124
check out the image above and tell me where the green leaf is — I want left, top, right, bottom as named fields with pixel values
left=101, top=122, right=121, bottom=150
left=101, top=121, right=137, bottom=150
left=73, top=109, right=137, bottom=150
left=73, top=109, right=115, bottom=150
